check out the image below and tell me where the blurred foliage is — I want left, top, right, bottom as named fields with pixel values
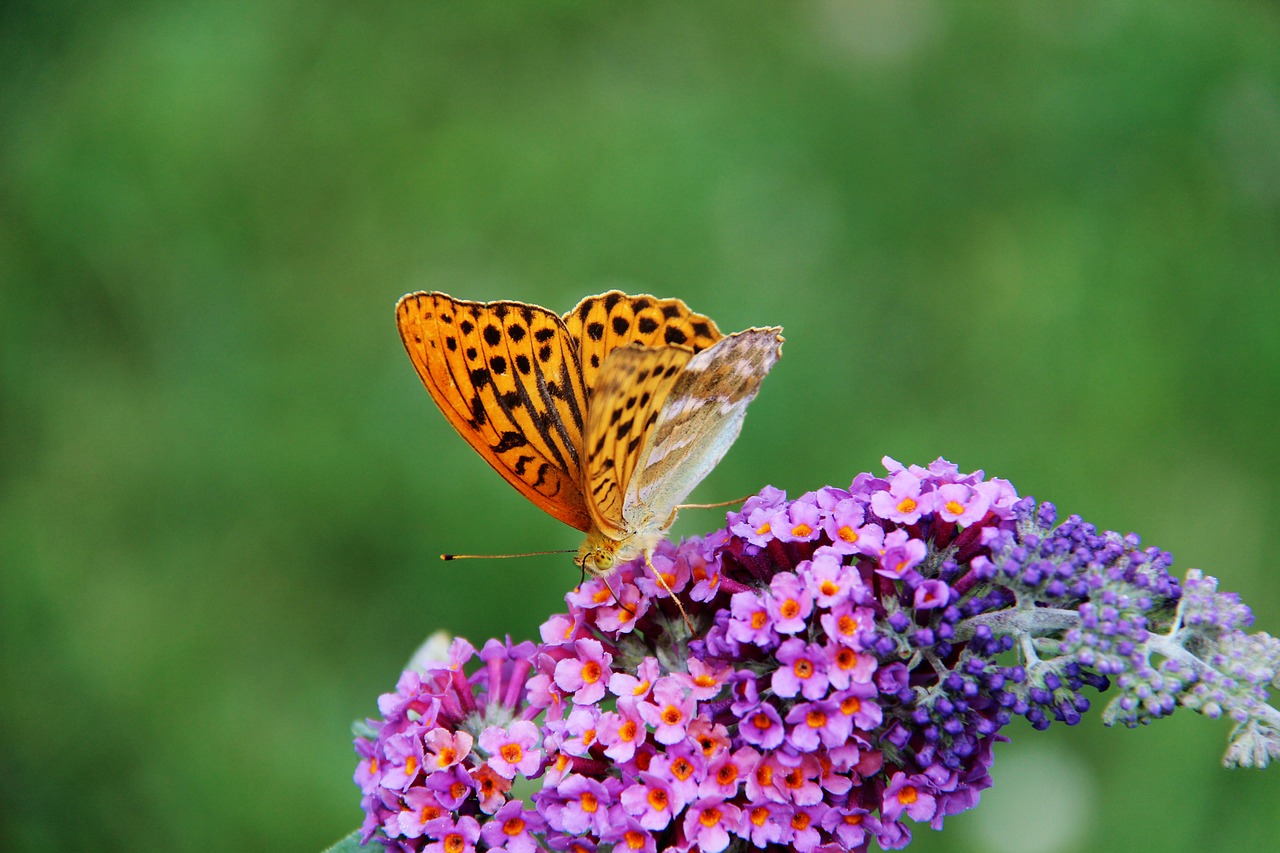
left=2, top=1, right=1279, bottom=851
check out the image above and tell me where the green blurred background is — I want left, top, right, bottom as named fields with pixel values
left=3, top=1, right=1279, bottom=851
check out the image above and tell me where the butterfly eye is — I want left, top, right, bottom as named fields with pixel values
left=593, top=550, right=615, bottom=573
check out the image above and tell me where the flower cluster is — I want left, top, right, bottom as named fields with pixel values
left=353, top=458, right=1280, bottom=852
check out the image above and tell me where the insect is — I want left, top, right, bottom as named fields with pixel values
left=395, top=290, right=783, bottom=597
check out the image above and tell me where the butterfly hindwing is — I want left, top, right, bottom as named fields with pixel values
left=396, top=292, right=593, bottom=532
left=582, top=343, right=695, bottom=537
left=563, top=291, right=724, bottom=392
left=622, top=327, right=784, bottom=532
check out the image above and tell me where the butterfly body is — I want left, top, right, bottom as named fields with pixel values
left=396, top=290, right=782, bottom=580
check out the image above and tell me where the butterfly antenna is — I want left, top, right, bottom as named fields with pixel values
left=645, top=555, right=695, bottom=635
left=440, top=549, right=576, bottom=561
left=676, top=494, right=753, bottom=511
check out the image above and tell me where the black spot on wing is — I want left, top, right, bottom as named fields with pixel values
left=637, top=316, right=658, bottom=334
left=664, top=327, right=687, bottom=345
left=483, top=325, right=502, bottom=346
left=493, top=431, right=527, bottom=452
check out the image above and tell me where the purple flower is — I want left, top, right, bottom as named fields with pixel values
left=553, top=639, right=612, bottom=705
left=877, top=531, right=927, bottom=580
left=767, top=572, right=814, bottom=634
left=727, top=590, right=775, bottom=647
left=479, top=721, right=542, bottom=779
left=933, top=482, right=990, bottom=526
left=596, top=698, right=646, bottom=762
left=541, top=774, right=614, bottom=836
left=774, top=499, right=823, bottom=543
left=423, top=815, right=480, bottom=853
left=638, top=678, right=695, bottom=745
left=881, top=771, right=938, bottom=823
left=786, top=699, right=851, bottom=751
left=870, top=469, right=926, bottom=524
left=479, top=802, right=545, bottom=853
left=619, top=772, right=684, bottom=830
left=737, top=696, right=786, bottom=749
left=913, top=579, right=951, bottom=610
left=772, top=639, right=830, bottom=700
left=682, top=798, right=742, bottom=853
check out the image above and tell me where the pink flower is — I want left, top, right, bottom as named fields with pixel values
left=638, top=678, right=695, bottom=745
left=553, top=639, right=612, bottom=705
left=479, top=720, right=542, bottom=779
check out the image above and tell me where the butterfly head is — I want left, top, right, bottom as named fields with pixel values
left=575, top=530, right=654, bottom=578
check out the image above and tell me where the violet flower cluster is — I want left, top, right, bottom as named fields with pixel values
left=352, top=458, right=1279, bottom=853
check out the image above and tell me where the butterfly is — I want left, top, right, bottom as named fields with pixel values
left=395, top=290, right=783, bottom=584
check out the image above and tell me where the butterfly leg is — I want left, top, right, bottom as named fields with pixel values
left=675, top=494, right=753, bottom=511
left=645, top=552, right=695, bottom=635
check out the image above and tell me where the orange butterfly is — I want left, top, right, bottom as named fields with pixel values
left=396, top=290, right=782, bottom=582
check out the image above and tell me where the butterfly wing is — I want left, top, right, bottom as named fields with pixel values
left=582, top=343, right=696, bottom=538
left=621, top=327, right=784, bottom=533
left=563, top=291, right=724, bottom=392
left=396, top=291, right=593, bottom=532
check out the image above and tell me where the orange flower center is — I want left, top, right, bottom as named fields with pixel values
left=945, top=499, right=965, bottom=515
left=503, top=817, right=526, bottom=836
left=841, top=695, right=862, bottom=715
left=750, top=610, right=768, bottom=630
left=661, top=705, right=683, bottom=726
left=837, top=525, right=858, bottom=543
left=619, top=720, right=638, bottom=742
left=717, top=763, right=739, bottom=785
left=405, top=756, right=419, bottom=776
left=793, top=658, right=814, bottom=679
left=500, top=743, right=523, bottom=764
left=443, top=833, right=465, bottom=853
left=647, top=788, right=669, bottom=811
left=580, top=791, right=599, bottom=813
left=756, top=522, right=771, bottom=535
left=581, top=661, right=603, bottom=684
left=899, top=785, right=919, bottom=805
left=752, top=712, right=774, bottom=731
left=897, top=496, right=918, bottom=514
left=624, top=830, right=647, bottom=849
left=806, top=709, right=827, bottom=729
left=791, top=523, right=812, bottom=537
left=791, top=812, right=811, bottom=831
left=780, top=599, right=800, bottom=619
left=699, top=807, right=723, bottom=828
left=671, top=758, right=694, bottom=781
left=820, top=579, right=839, bottom=596
left=750, top=806, right=769, bottom=827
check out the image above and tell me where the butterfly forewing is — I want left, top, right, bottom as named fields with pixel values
left=622, top=327, right=784, bottom=532
left=396, top=292, right=593, bottom=532
left=583, top=344, right=695, bottom=537
left=563, top=291, right=724, bottom=392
